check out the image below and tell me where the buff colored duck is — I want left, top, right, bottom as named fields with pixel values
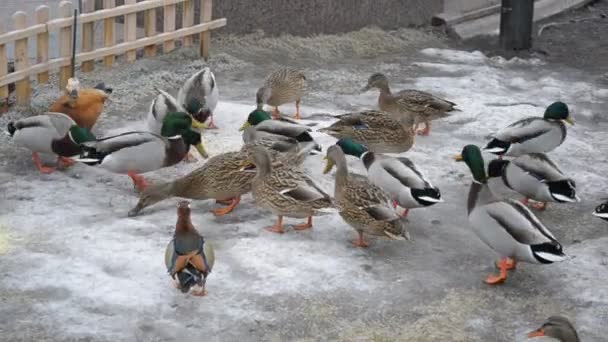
left=455, top=145, right=567, bottom=285
left=256, top=67, right=307, bottom=119
left=49, top=78, right=112, bottom=130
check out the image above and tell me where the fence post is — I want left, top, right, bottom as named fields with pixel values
left=103, top=0, right=115, bottom=66
left=81, top=0, right=95, bottom=71
left=0, top=24, right=9, bottom=106
left=144, top=5, right=157, bottom=57
left=36, top=6, right=50, bottom=84
left=164, top=2, right=176, bottom=52
left=199, top=0, right=212, bottom=60
left=13, top=12, right=30, bottom=106
left=59, top=0, right=73, bottom=90
left=183, top=0, right=194, bottom=47
left=499, top=0, right=534, bottom=51
left=124, top=0, right=137, bottom=62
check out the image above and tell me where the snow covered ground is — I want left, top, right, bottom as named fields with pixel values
left=0, top=28, right=607, bottom=341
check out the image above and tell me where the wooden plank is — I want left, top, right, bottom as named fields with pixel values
left=58, top=0, right=73, bottom=90
left=124, top=0, right=137, bottom=62
left=164, top=2, right=176, bottom=52
left=0, top=18, right=227, bottom=88
left=0, top=24, right=46, bottom=46
left=199, top=0, right=212, bottom=60
left=81, top=0, right=96, bottom=72
left=144, top=7, right=157, bottom=57
left=182, top=0, right=194, bottom=47
left=36, top=6, right=50, bottom=84
left=0, top=23, right=8, bottom=103
left=13, top=12, right=30, bottom=106
left=103, top=0, right=115, bottom=66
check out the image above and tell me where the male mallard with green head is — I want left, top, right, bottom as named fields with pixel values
left=455, top=145, right=567, bottom=285
left=484, top=102, right=574, bottom=157
left=256, top=67, right=307, bottom=120
left=362, top=73, right=457, bottom=136
left=7, top=112, right=95, bottom=173
left=177, top=66, right=219, bottom=129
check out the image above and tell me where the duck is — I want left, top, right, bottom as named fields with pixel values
left=593, top=200, right=608, bottom=221
left=484, top=102, right=574, bottom=157
left=318, top=110, right=415, bottom=153
left=487, top=153, right=579, bottom=210
left=146, top=89, right=187, bottom=134
left=7, top=112, right=96, bottom=173
left=362, top=73, right=457, bottom=136
left=240, top=109, right=321, bottom=153
left=331, top=138, right=442, bottom=217
left=49, top=78, right=113, bottom=130
left=165, top=201, right=214, bottom=296
left=454, top=144, right=567, bottom=285
left=177, top=66, right=219, bottom=129
left=527, top=316, right=579, bottom=342
left=256, top=67, right=307, bottom=119
left=241, top=145, right=334, bottom=234
left=128, top=142, right=308, bottom=217
left=78, top=112, right=208, bottom=192
left=323, top=145, right=409, bottom=247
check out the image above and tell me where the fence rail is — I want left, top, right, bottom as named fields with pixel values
left=0, top=0, right=226, bottom=107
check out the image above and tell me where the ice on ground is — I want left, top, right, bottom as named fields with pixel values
left=0, top=32, right=607, bottom=341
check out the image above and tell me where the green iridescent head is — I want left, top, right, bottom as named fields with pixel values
left=544, top=101, right=574, bottom=124
left=336, top=139, right=368, bottom=158
left=454, top=145, right=487, bottom=183
left=160, top=112, right=192, bottom=137
left=239, top=109, right=272, bottom=131
left=68, top=126, right=96, bottom=144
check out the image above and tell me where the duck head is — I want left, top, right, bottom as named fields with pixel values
left=184, top=98, right=210, bottom=128
left=454, top=145, right=487, bottom=184
left=544, top=101, right=574, bottom=125
left=335, top=139, right=368, bottom=158
left=527, top=316, right=579, bottom=342
left=256, top=86, right=271, bottom=108
left=361, top=73, right=390, bottom=92
left=239, top=109, right=272, bottom=131
left=161, top=112, right=209, bottom=159
left=323, top=144, right=347, bottom=174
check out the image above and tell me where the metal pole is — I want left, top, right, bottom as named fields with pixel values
left=70, top=9, right=78, bottom=78
left=499, top=0, right=535, bottom=51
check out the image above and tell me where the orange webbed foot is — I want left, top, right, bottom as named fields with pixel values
left=211, top=197, right=240, bottom=216
left=293, top=217, right=313, bottom=231
left=127, top=172, right=149, bottom=193
left=484, top=274, right=507, bottom=285
left=32, top=153, right=55, bottom=174
left=485, top=257, right=510, bottom=285
left=495, top=258, right=517, bottom=270
left=352, top=232, right=370, bottom=248
left=58, top=156, right=76, bottom=167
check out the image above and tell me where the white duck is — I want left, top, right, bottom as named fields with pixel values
left=455, top=145, right=567, bottom=285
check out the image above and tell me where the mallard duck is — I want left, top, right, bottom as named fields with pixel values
left=484, top=102, right=574, bottom=157
left=362, top=73, right=457, bottom=136
left=487, top=153, right=579, bottom=210
left=165, top=201, right=214, bottom=296
left=455, top=145, right=567, bottom=285
left=593, top=200, right=608, bottom=221
left=527, top=316, right=579, bottom=342
left=49, top=78, right=113, bottom=130
left=256, top=67, right=307, bottom=119
left=331, top=139, right=442, bottom=217
left=240, top=109, right=321, bottom=152
left=177, top=66, right=219, bottom=129
left=318, top=110, right=415, bottom=153
left=7, top=112, right=96, bottom=173
left=242, top=145, right=333, bottom=234
left=323, top=145, right=408, bottom=247
left=79, top=112, right=208, bottom=192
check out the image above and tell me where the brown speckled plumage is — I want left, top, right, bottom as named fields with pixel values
left=257, top=68, right=307, bottom=109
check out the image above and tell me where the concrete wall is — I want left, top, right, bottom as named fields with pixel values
left=443, top=0, right=500, bottom=13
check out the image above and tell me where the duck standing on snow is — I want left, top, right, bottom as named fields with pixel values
left=330, top=139, right=442, bottom=217
left=487, top=153, right=579, bottom=210
left=319, top=110, right=415, bottom=153
left=527, top=316, right=579, bottom=342
left=361, top=73, right=457, bottom=136
left=177, top=67, right=219, bottom=129
left=484, top=102, right=574, bottom=157
left=593, top=200, right=608, bottom=221
left=49, top=78, right=113, bottom=130
left=242, top=146, right=333, bottom=234
left=324, top=145, right=409, bottom=247
left=455, top=145, right=567, bottom=285
left=7, top=112, right=96, bottom=173
left=79, top=112, right=208, bottom=192
left=165, top=201, right=214, bottom=296
left=146, top=89, right=190, bottom=134
left=256, top=67, right=307, bottom=120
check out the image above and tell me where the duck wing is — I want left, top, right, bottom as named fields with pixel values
left=84, top=131, right=163, bottom=154
left=512, top=153, right=566, bottom=182
left=492, top=117, right=553, bottom=143
left=484, top=199, right=557, bottom=245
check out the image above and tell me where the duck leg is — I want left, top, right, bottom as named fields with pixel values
left=211, top=196, right=241, bottom=216
left=352, top=231, right=370, bottom=248
left=58, top=156, right=76, bottom=167
left=32, top=152, right=55, bottom=174
left=272, top=107, right=281, bottom=120
left=205, top=115, right=219, bottom=129
left=531, top=201, right=547, bottom=211
left=392, top=201, right=409, bottom=217
left=416, top=121, right=431, bottom=136
left=484, top=257, right=510, bottom=285
left=294, top=100, right=302, bottom=120
left=127, top=171, right=149, bottom=192
left=293, top=216, right=313, bottom=230
left=265, top=216, right=285, bottom=234
left=495, top=257, right=517, bottom=270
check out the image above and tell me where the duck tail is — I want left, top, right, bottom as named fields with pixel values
left=6, top=122, right=16, bottom=137
left=483, top=139, right=510, bottom=155
left=531, top=242, right=567, bottom=264
left=548, top=180, right=579, bottom=203
left=94, top=82, right=113, bottom=94
left=74, top=144, right=103, bottom=165
left=412, top=187, right=443, bottom=206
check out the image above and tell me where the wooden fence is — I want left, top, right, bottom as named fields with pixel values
left=0, top=0, right=226, bottom=107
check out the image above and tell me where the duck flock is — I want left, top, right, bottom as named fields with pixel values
left=6, top=64, right=607, bottom=341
